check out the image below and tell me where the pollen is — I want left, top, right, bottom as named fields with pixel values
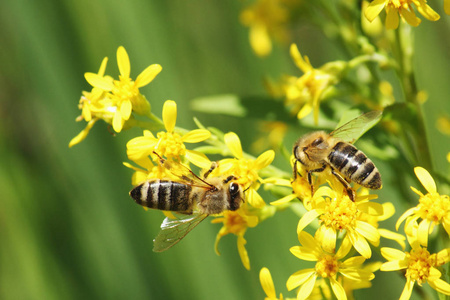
left=155, top=131, right=186, bottom=159
left=315, top=254, right=339, bottom=278
left=405, top=248, right=434, bottom=285
left=417, top=192, right=450, bottom=223
left=223, top=211, right=247, bottom=234
left=320, top=196, right=358, bottom=230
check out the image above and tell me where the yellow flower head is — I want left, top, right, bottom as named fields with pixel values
left=380, top=242, right=450, bottom=299
left=287, top=232, right=375, bottom=300
left=283, top=44, right=338, bottom=125
left=84, top=46, right=162, bottom=132
left=396, top=167, right=450, bottom=247
left=126, top=100, right=211, bottom=165
left=240, top=0, right=289, bottom=57
left=212, top=132, right=275, bottom=208
left=212, top=205, right=258, bottom=270
left=365, top=0, right=440, bottom=30
left=297, top=186, right=381, bottom=258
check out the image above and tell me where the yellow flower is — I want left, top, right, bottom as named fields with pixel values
left=380, top=243, right=450, bottom=299
left=260, top=267, right=285, bottom=300
left=287, top=232, right=375, bottom=300
left=126, top=100, right=211, bottom=165
left=240, top=0, right=289, bottom=57
left=297, top=186, right=381, bottom=258
left=85, top=46, right=162, bottom=132
left=365, top=0, right=440, bottom=30
left=283, top=44, right=338, bottom=125
left=396, top=167, right=450, bottom=247
left=212, top=205, right=258, bottom=270
left=213, top=132, right=275, bottom=208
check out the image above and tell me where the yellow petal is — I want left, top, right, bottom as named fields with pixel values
left=98, top=57, right=108, bottom=76
left=348, top=230, right=371, bottom=259
left=162, top=100, right=177, bottom=133
left=237, top=235, right=250, bottom=270
left=135, top=64, right=162, bottom=88
left=270, top=193, right=297, bottom=206
left=290, top=44, right=310, bottom=72
left=399, top=278, right=415, bottom=300
left=400, top=7, right=421, bottom=27
left=380, top=247, right=406, bottom=261
left=286, top=269, right=315, bottom=291
left=254, top=150, right=275, bottom=170
left=297, top=103, right=313, bottom=119
left=385, top=6, right=400, bottom=29
left=297, top=210, right=320, bottom=234
left=68, top=119, right=97, bottom=147
left=436, top=248, right=450, bottom=265
left=417, top=219, right=430, bottom=247
left=428, top=278, right=450, bottom=295
left=224, top=132, right=243, bottom=159
left=84, top=72, right=114, bottom=91
left=247, top=188, right=266, bottom=208
left=320, top=226, right=337, bottom=253
left=416, top=2, right=440, bottom=21
left=335, top=235, right=352, bottom=259
left=355, top=220, right=380, bottom=246
left=260, top=268, right=276, bottom=298
left=378, top=229, right=406, bottom=250
left=117, top=46, right=130, bottom=78
left=445, top=0, right=450, bottom=15
left=329, top=277, right=347, bottom=300
left=414, top=166, right=436, bottom=193
left=112, top=109, right=123, bottom=132
left=185, top=150, right=211, bottom=169
left=181, top=129, right=211, bottom=143
left=364, top=0, right=387, bottom=22
left=120, top=100, right=132, bottom=120
left=296, top=274, right=317, bottom=300
left=396, top=207, right=416, bottom=230
left=380, top=260, right=408, bottom=272
left=249, top=24, right=272, bottom=57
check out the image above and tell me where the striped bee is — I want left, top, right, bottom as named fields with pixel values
left=293, top=111, right=383, bottom=201
left=129, top=155, right=244, bottom=252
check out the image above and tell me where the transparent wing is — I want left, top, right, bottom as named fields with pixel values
left=330, top=111, right=382, bottom=143
left=153, top=214, right=208, bottom=252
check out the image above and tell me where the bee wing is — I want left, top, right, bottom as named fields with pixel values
left=153, top=214, right=208, bottom=252
left=160, top=159, right=213, bottom=189
left=330, top=111, right=382, bottom=143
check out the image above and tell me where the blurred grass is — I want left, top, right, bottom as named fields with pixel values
left=0, top=0, right=449, bottom=299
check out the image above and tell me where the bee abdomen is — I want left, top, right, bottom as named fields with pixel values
left=130, top=180, right=192, bottom=212
left=328, top=142, right=382, bottom=189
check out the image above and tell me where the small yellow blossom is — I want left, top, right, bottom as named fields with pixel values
left=297, top=186, right=381, bottom=258
left=436, top=115, right=450, bottom=135
left=396, top=167, right=450, bottom=247
left=380, top=242, right=450, bottom=299
left=84, top=46, right=162, bottom=132
left=283, top=44, right=338, bottom=125
left=126, top=100, right=211, bottom=166
left=287, top=232, right=375, bottom=300
left=211, top=132, right=274, bottom=208
left=365, top=0, right=440, bottom=30
left=240, top=0, right=289, bottom=57
left=212, top=205, right=258, bottom=270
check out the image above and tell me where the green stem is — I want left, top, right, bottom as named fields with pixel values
left=395, top=25, right=433, bottom=170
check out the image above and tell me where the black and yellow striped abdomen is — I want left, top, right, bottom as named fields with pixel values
left=327, top=142, right=382, bottom=189
left=130, top=180, right=194, bottom=213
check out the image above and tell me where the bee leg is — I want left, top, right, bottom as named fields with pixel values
left=307, top=165, right=326, bottom=197
left=203, top=161, right=218, bottom=179
left=330, top=168, right=356, bottom=201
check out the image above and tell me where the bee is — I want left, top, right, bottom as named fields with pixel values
left=293, top=111, right=383, bottom=201
left=129, top=153, right=244, bottom=252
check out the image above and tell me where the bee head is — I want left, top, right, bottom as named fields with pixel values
left=223, top=176, right=244, bottom=211
left=293, top=131, right=329, bottom=166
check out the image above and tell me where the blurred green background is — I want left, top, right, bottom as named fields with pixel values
left=1, top=0, right=449, bottom=299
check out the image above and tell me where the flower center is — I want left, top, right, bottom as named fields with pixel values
left=155, top=132, right=186, bottom=159
left=405, top=248, right=434, bottom=285
left=417, top=193, right=449, bottom=223
left=315, top=254, right=339, bottom=278
left=320, top=196, right=357, bottom=230
left=230, top=159, right=259, bottom=186
left=223, top=211, right=247, bottom=235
